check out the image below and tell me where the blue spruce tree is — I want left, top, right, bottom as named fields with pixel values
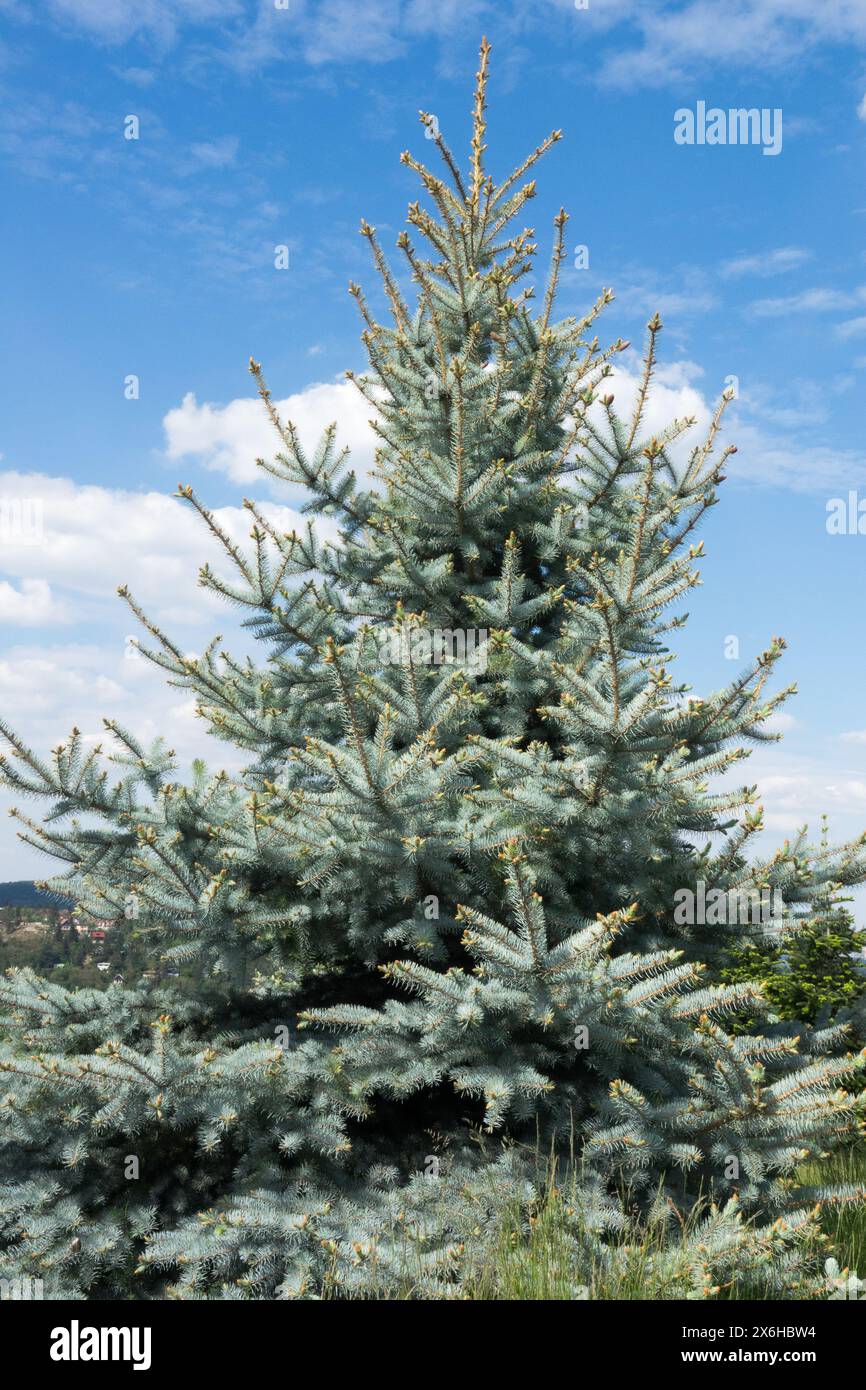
left=2, top=40, right=866, bottom=1299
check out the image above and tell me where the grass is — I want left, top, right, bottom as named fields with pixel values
left=800, top=1146, right=866, bottom=1276
left=460, top=1182, right=671, bottom=1301
left=460, top=1151, right=866, bottom=1300
left=334, top=1148, right=866, bottom=1300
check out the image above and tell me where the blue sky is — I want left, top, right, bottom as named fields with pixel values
left=2, top=0, right=866, bottom=904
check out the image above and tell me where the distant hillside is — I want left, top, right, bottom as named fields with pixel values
left=0, top=881, right=73, bottom=908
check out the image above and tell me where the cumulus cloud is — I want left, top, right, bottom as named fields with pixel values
left=0, top=640, right=247, bottom=878
left=0, top=577, right=65, bottom=625
left=166, top=351, right=720, bottom=500
left=0, top=640, right=237, bottom=756
left=763, top=711, right=798, bottom=735
left=0, top=469, right=341, bottom=643
left=582, top=354, right=866, bottom=493
left=0, top=644, right=129, bottom=731
left=0, top=465, right=340, bottom=875
left=587, top=355, right=715, bottom=467
left=730, top=753, right=866, bottom=840
left=146, top=343, right=866, bottom=516
left=163, top=378, right=378, bottom=490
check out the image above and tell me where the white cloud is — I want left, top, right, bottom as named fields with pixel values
left=0, top=640, right=247, bottom=878
left=586, top=354, right=714, bottom=468
left=585, top=355, right=866, bottom=493
left=0, top=577, right=64, bottom=625
left=596, top=265, right=717, bottom=319
left=187, top=135, right=239, bottom=170
left=0, top=373, right=370, bottom=833
left=763, top=711, right=798, bottom=735
left=858, top=92, right=866, bottom=121
left=0, top=645, right=128, bottom=729
left=753, top=770, right=866, bottom=833
left=836, top=315, right=866, bottom=340
left=43, top=0, right=241, bottom=45
left=716, top=740, right=866, bottom=849
left=0, top=469, right=328, bottom=627
left=163, top=378, right=378, bottom=489
left=0, top=454, right=347, bottom=861
left=0, top=641, right=237, bottom=756
left=720, top=247, right=812, bottom=279
left=591, top=0, right=866, bottom=89
left=10, top=0, right=866, bottom=93
left=722, top=417, right=866, bottom=492
left=748, top=287, right=866, bottom=318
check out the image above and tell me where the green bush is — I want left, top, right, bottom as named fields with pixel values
left=720, top=899, right=865, bottom=1033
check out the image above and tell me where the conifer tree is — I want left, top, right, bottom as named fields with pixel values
left=721, top=901, right=865, bottom=1032
left=719, top=821, right=866, bottom=1035
left=2, top=41, right=866, bottom=1300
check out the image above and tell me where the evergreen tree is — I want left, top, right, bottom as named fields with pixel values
left=721, top=903, right=865, bottom=1031
left=719, top=823, right=866, bottom=1034
left=2, top=41, right=866, bottom=1300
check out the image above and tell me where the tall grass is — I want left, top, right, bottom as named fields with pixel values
left=461, top=1151, right=866, bottom=1300
left=334, top=1148, right=866, bottom=1299
left=461, top=1181, right=689, bottom=1301
left=800, top=1146, right=866, bottom=1276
